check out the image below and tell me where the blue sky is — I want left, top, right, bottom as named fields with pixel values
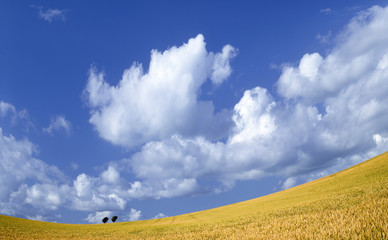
left=1, top=0, right=388, bottom=223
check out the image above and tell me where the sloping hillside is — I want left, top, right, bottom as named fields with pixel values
left=1, top=151, right=387, bottom=239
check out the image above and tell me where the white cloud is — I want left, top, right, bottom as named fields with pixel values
left=316, top=31, right=332, bottom=44
left=1, top=112, right=125, bottom=217
left=0, top=101, right=16, bottom=117
left=26, top=215, right=49, bottom=222
left=210, top=44, right=238, bottom=84
left=0, top=127, right=68, bottom=217
left=71, top=173, right=127, bottom=212
left=100, top=166, right=120, bottom=184
left=0, top=129, right=65, bottom=200
left=26, top=214, right=62, bottom=222
left=84, top=34, right=235, bottom=148
left=298, top=53, right=323, bottom=79
left=277, top=5, right=388, bottom=104
left=32, top=6, right=67, bottom=23
left=230, top=87, right=276, bottom=144
left=320, top=8, right=332, bottom=14
left=126, top=208, right=142, bottom=221
left=43, top=115, right=72, bottom=136
left=25, top=184, right=71, bottom=211
left=70, top=162, right=79, bottom=171
left=85, top=211, right=113, bottom=224
left=0, top=101, right=31, bottom=127
left=124, top=85, right=318, bottom=197
left=373, top=134, right=388, bottom=146
left=153, top=213, right=168, bottom=219
left=114, top=5, right=388, bottom=199
left=281, top=177, right=297, bottom=190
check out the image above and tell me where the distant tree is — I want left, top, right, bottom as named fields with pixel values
left=111, top=216, right=118, bottom=223
left=102, top=217, right=109, bottom=223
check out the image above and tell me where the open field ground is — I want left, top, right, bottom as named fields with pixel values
left=1, top=151, right=387, bottom=239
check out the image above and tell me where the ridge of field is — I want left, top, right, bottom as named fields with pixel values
left=1, top=151, right=387, bottom=239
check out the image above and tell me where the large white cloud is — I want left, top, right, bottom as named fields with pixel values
left=118, top=5, right=388, bottom=197
left=277, top=5, right=388, bottom=104
left=73, top=5, right=388, bottom=203
left=84, top=34, right=236, bottom=148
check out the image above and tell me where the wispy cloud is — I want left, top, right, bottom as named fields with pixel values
left=84, top=211, right=113, bottom=224
left=153, top=213, right=168, bottom=219
left=316, top=31, right=332, bottom=43
left=31, top=5, right=67, bottom=23
left=0, top=101, right=16, bottom=117
left=43, top=115, right=72, bottom=136
left=0, top=101, right=32, bottom=130
left=320, top=8, right=332, bottom=14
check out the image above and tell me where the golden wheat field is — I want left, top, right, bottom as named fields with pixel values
left=1, top=151, right=387, bottom=239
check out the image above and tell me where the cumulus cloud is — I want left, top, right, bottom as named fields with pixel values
left=230, top=87, right=276, bottom=144
left=74, top=5, right=388, bottom=202
left=115, top=5, right=388, bottom=197
left=0, top=133, right=128, bottom=216
left=71, top=172, right=127, bottom=212
left=123, top=86, right=317, bottom=195
left=210, top=45, right=238, bottom=84
left=84, top=34, right=236, bottom=148
left=126, top=208, right=142, bottom=221
left=43, top=115, right=72, bottom=136
left=277, top=5, right=388, bottom=104
left=0, top=129, right=65, bottom=199
left=0, top=104, right=125, bottom=218
left=0, top=127, right=68, bottom=217
left=100, top=166, right=120, bottom=184
left=25, top=184, right=71, bottom=211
